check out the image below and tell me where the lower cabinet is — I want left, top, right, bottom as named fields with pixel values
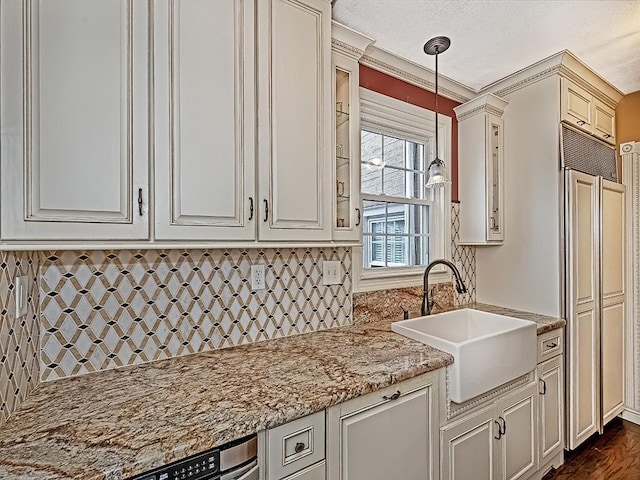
left=263, top=411, right=326, bottom=480
left=440, top=382, right=537, bottom=480
left=537, top=355, right=564, bottom=472
left=326, top=372, right=442, bottom=480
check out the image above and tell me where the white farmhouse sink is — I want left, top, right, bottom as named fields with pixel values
left=392, top=309, right=537, bottom=403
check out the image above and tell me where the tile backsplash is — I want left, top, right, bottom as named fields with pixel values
left=452, top=203, right=476, bottom=305
left=39, top=248, right=352, bottom=381
left=0, top=252, right=40, bottom=424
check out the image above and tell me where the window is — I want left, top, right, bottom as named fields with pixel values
left=355, top=89, right=451, bottom=291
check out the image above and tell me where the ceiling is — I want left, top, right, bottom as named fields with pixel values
left=332, top=0, right=640, bottom=95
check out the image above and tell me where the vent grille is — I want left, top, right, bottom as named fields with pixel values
left=561, top=124, right=617, bottom=181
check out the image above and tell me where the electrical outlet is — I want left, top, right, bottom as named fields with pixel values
left=14, top=275, right=28, bottom=319
left=250, top=264, right=266, bottom=290
left=322, top=260, right=341, bottom=285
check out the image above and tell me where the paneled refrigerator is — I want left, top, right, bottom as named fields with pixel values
left=564, top=168, right=626, bottom=450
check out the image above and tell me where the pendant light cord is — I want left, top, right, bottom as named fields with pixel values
left=434, top=48, right=439, bottom=162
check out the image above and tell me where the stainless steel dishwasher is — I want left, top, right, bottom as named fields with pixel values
left=129, top=434, right=258, bottom=480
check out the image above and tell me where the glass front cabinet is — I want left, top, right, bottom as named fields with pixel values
left=454, top=93, right=508, bottom=245
left=331, top=22, right=374, bottom=242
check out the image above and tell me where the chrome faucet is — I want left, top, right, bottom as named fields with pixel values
left=421, top=259, right=467, bottom=316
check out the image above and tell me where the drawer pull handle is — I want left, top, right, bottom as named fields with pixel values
left=494, top=420, right=502, bottom=440
left=577, top=120, right=586, bottom=126
left=263, top=199, right=269, bottom=222
left=499, top=416, right=506, bottom=435
left=546, top=342, right=558, bottom=349
left=540, top=379, right=547, bottom=395
left=604, top=134, right=612, bottom=139
left=248, top=197, right=254, bottom=221
left=383, top=390, right=401, bottom=401
left=294, top=442, right=306, bottom=454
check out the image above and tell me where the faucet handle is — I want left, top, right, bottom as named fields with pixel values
left=400, top=305, right=410, bottom=320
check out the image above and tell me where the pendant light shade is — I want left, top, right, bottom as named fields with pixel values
left=424, top=36, right=451, bottom=188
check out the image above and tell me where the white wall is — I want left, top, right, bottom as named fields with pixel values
left=476, top=76, right=563, bottom=317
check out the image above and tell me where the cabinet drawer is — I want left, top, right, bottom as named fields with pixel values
left=537, top=329, right=563, bottom=363
left=282, top=461, right=325, bottom=480
left=267, top=411, right=325, bottom=480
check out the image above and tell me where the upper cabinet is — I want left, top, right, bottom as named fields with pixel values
left=0, top=0, right=334, bottom=246
left=331, top=23, right=374, bottom=242
left=561, top=78, right=616, bottom=145
left=0, top=0, right=150, bottom=241
left=454, top=94, right=508, bottom=245
left=256, top=0, right=332, bottom=242
left=154, top=0, right=256, bottom=241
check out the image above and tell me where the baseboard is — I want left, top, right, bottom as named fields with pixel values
left=620, top=408, right=640, bottom=426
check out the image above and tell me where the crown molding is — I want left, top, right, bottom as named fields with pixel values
left=479, top=50, right=623, bottom=107
left=359, top=45, right=475, bottom=104
left=331, top=21, right=375, bottom=61
left=453, top=93, right=509, bottom=121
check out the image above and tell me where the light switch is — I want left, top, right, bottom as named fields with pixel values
left=15, top=275, right=28, bottom=319
left=322, top=261, right=341, bottom=285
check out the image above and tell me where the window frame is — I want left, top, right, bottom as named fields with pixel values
left=354, top=89, right=452, bottom=293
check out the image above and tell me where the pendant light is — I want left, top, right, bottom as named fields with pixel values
left=424, top=36, right=451, bottom=188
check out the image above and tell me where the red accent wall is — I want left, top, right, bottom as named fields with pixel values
left=359, top=64, right=461, bottom=201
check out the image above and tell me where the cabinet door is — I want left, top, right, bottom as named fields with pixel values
left=0, top=0, right=149, bottom=240
left=565, top=170, right=600, bottom=449
left=495, top=383, right=537, bottom=480
left=154, top=0, right=255, bottom=240
left=332, top=52, right=361, bottom=242
left=256, top=0, right=332, bottom=241
left=561, top=79, right=593, bottom=134
left=440, top=407, right=495, bottom=480
left=537, top=356, right=564, bottom=466
left=601, top=180, right=625, bottom=425
left=327, top=375, right=439, bottom=480
left=593, top=101, right=616, bottom=145
left=485, top=113, right=504, bottom=242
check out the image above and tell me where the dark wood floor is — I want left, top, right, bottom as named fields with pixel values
left=543, top=418, right=640, bottom=480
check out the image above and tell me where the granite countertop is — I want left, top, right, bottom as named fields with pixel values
left=0, top=303, right=565, bottom=480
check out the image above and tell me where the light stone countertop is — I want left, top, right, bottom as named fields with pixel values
left=0, top=303, right=564, bottom=480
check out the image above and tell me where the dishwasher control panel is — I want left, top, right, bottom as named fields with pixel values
left=129, top=434, right=256, bottom=480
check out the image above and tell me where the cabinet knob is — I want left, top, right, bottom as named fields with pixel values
left=294, top=442, right=306, bottom=454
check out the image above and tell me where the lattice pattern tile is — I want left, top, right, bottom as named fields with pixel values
left=451, top=203, right=477, bottom=305
left=0, top=252, right=40, bottom=425
left=40, top=248, right=352, bottom=381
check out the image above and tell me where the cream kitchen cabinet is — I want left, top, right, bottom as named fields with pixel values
left=256, top=0, right=332, bottom=242
left=537, top=355, right=563, bottom=472
left=0, top=0, right=150, bottom=241
left=330, top=23, right=373, bottom=242
left=263, top=411, right=326, bottom=480
left=440, top=382, right=538, bottom=480
left=1, top=0, right=333, bottom=245
left=454, top=94, right=508, bottom=245
left=561, top=78, right=616, bottom=145
left=156, top=0, right=333, bottom=242
left=153, top=0, right=256, bottom=241
left=326, top=371, right=442, bottom=480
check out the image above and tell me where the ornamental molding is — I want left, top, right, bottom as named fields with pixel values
left=331, top=38, right=366, bottom=61
left=622, top=141, right=640, bottom=155
left=454, top=103, right=506, bottom=122
left=622, top=140, right=640, bottom=410
left=359, top=50, right=474, bottom=104
left=481, top=50, right=622, bottom=108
